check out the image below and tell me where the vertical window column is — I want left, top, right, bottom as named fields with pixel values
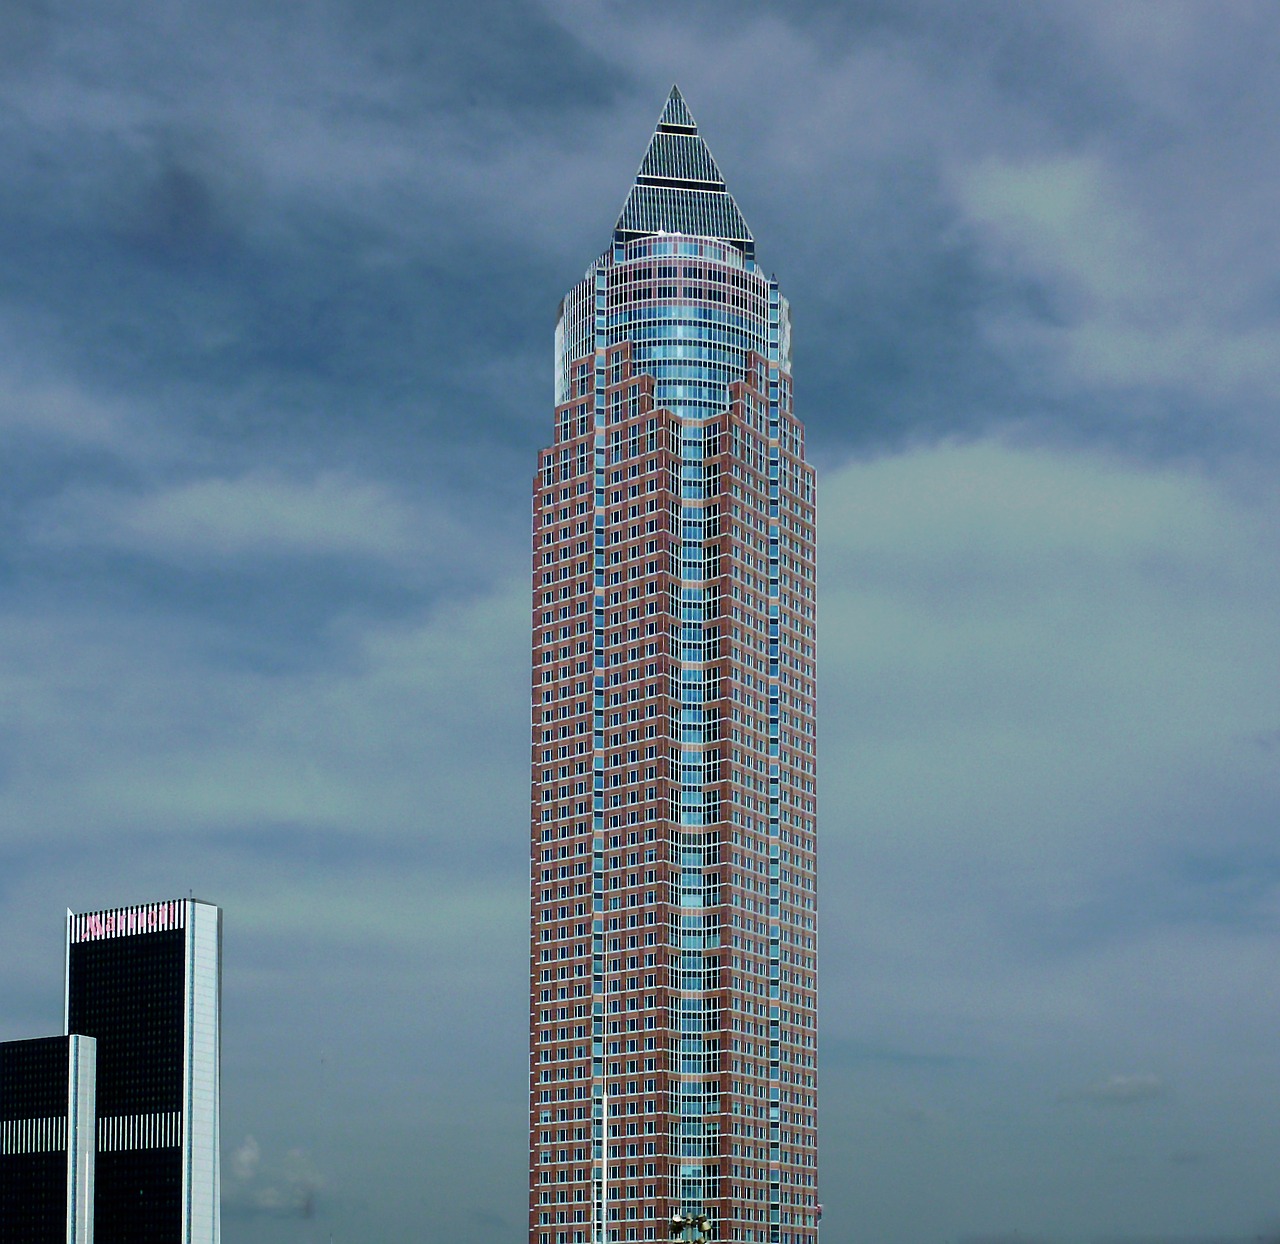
left=765, top=281, right=783, bottom=1244
left=591, top=258, right=611, bottom=1244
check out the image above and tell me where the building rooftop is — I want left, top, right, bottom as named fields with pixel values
left=614, top=85, right=753, bottom=255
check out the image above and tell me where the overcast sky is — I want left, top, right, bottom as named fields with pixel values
left=2, top=2, right=1279, bottom=1242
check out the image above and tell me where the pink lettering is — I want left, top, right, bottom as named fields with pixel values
left=86, top=915, right=103, bottom=940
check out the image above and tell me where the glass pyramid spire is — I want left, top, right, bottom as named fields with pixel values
left=658, top=82, right=697, bottom=131
left=614, top=85, right=754, bottom=257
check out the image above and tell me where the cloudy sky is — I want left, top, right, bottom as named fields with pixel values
left=2, top=1, right=1279, bottom=1241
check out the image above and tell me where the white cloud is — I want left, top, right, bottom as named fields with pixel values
left=0, top=373, right=122, bottom=446
left=955, top=155, right=1156, bottom=309
left=795, top=441, right=1280, bottom=1244
left=224, top=1134, right=322, bottom=1219
left=231, top=1134, right=261, bottom=1181
left=953, top=138, right=1280, bottom=404
left=0, top=314, right=134, bottom=448
left=0, top=571, right=530, bottom=847
left=28, top=469, right=476, bottom=567
left=818, top=438, right=1280, bottom=1069
left=823, top=439, right=1278, bottom=834
left=1060, top=1073, right=1167, bottom=1105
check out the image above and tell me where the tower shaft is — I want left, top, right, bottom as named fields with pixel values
left=530, top=88, right=818, bottom=1244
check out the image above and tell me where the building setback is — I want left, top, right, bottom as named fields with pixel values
left=65, top=899, right=221, bottom=1244
left=529, top=88, right=819, bottom=1244
left=0, top=1035, right=96, bottom=1244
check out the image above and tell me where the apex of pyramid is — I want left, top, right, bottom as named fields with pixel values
left=614, top=87, right=753, bottom=256
left=658, top=84, right=697, bottom=132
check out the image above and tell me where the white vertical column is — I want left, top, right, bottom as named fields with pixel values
left=67, top=1034, right=96, bottom=1244
left=64, top=909, right=74, bottom=1034
left=182, top=901, right=222, bottom=1244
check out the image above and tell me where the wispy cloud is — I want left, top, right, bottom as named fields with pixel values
left=1059, top=1073, right=1168, bottom=1106
left=224, top=1134, right=323, bottom=1220
left=32, top=471, right=428, bottom=563
left=955, top=151, right=1280, bottom=406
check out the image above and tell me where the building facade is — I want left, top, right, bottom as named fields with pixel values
left=0, top=1034, right=96, bottom=1244
left=529, top=88, right=818, bottom=1244
left=65, top=899, right=221, bottom=1244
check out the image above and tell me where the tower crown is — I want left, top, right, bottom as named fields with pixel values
left=614, top=85, right=754, bottom=257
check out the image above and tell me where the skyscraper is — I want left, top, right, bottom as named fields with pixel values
left=529, top=88, right=818, bottom=1244
left=0, top=1034, right=96, bottom=1244
left=66, top=899, right=222, bottom=1244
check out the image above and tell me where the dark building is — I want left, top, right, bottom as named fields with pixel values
left=0, top=1033, right=96, bottom=1244
left=66, top=899, right=221, bottom=1244
left=528, top=88, right=818, bottom=1244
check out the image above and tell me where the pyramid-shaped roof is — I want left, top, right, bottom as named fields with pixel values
left=614, top=86, right=753, bottom=256
left=658, top=83, right=698, bottom=131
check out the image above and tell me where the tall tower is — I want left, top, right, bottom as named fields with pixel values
left=529, top=88, right=818, bottom=1244
left=66, top=899, right=222, bottom=1244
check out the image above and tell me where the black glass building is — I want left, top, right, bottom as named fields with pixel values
left=66, top=899, right=221, bottom=1244
left=0, top=1034, right=96, bottom=1244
